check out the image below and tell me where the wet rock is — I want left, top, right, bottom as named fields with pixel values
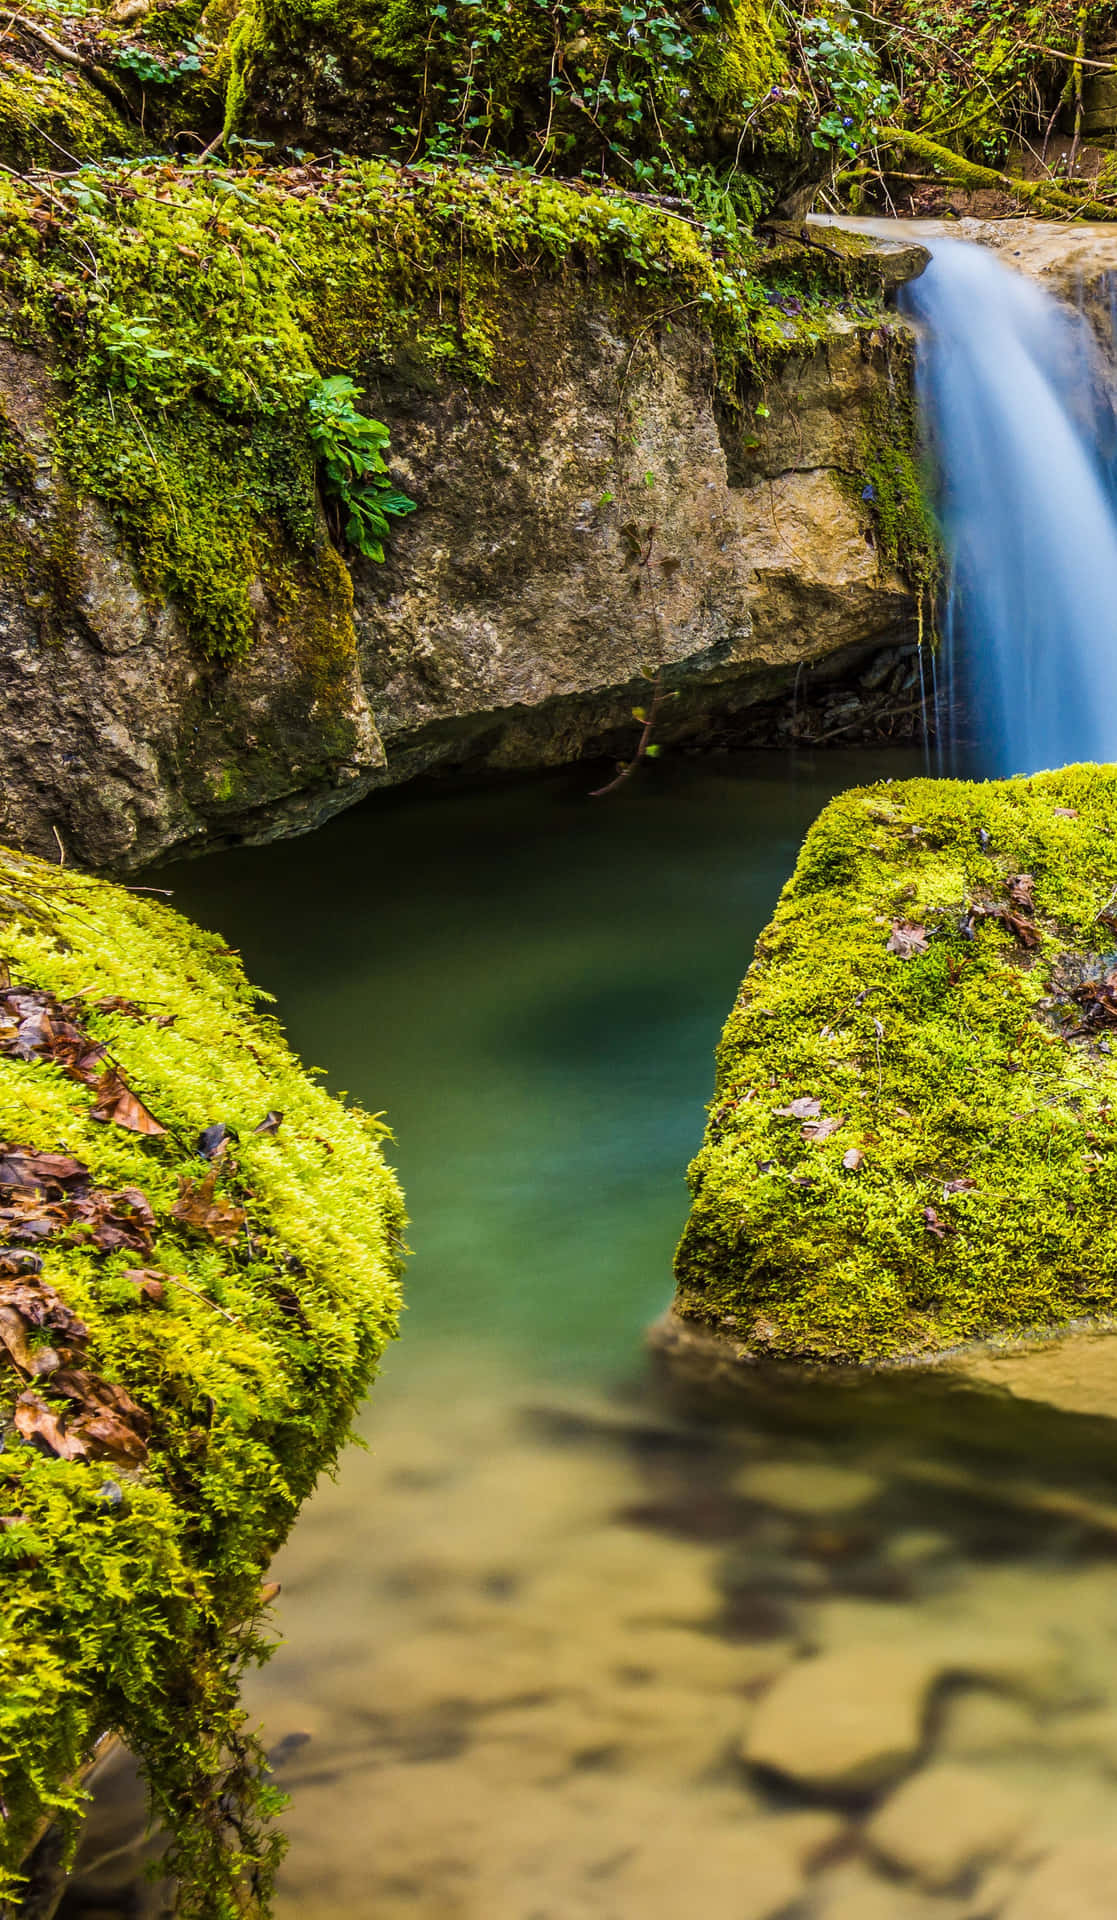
left=743, top=1645, right=939, bottom=1793
left=813, top=1858, right=970, bottom=1920
left=866, top=1762, right=1031, bottom=1889
left=605, top=1816, right=806, bottom=1919
left=935, top=1689, right=1044, bottom=1761
left=732, top=1459, right=883, bottom=1515
left=999, top=1837, right=1117, bottom=1920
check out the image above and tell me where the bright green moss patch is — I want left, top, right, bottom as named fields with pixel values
left=675, top=765, right=1117, bottom=1364
left=0, top=844, right=404, bottom=1913
left=0, top=55, right=140, bottom=170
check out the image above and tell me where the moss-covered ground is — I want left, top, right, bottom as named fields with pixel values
left=675, top=765, right=1117, bottom=1364
left=0, top=845, right=404, bottom=1916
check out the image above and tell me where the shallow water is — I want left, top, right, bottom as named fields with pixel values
left=57, top=750, right=1117, bottom=1920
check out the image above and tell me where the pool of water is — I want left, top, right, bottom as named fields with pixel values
left=56, top=749, right=1117, bottom=1920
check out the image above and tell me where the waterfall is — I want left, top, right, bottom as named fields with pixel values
left=901, top=238, right=1117, bottom=776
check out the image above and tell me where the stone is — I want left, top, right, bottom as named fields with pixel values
left=865, top=1763, right=1031, bottom=1889
left=999, top=1839, right=1117, bottom=1920
left=935, top=1689, right=1044, bottom=1761
left=668, top=765, right=1117, bottom=1365
left=813, top=1859, right=971, bottom=1920
left=0, top=284, right=919, bottom=871
left=731, top=1459, right=883, bottom=1515
left=743, top=1644, right=939, bottom=1792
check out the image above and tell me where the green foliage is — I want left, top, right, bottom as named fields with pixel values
left=225, top=0, right=804, bottom=192
left=0, top=843, right=404, bottom=1912
left=802, top=2, right=899, bottom=158
left=676, top=764, right=1117, bottom=1362
left=111, top=38, right=203, bottom=83
left=870, top=0, right=1112, bottom=164
left=307, top=375, right=415, bottom=561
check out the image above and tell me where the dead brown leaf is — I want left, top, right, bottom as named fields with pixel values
left=50, top=1369, right=150, bottom=1465
left=773, top=1096, right=822, bottom=1120
left=14, top=1389, right=87, bottom=1461
left=171, top=1166, right=246, bottom=1244
left=842, top=1148, right=864, bottom=1172
left=0, top=1274, right=88, bottom=1347
left=887, top=920, right=930, bottom=959
left=922, top=1206, right=954, bottom=1240
left=943, top=1177, right=977, bottom=1195
left=66, top=1187, right=155, bottom=1256
left=89, top=1068, right=166, bottom=1135
left=802, top=1115, right=844, bottom=1143
left=252, top=1111, right=283, bottom=1137
left=1053, top=808, right=1079, bottom=820
left=0, top=1304, right=59, bottom=1376
left=121, top=1267, right=167, bottom=1305
left=0, top=1148, right=90, bottom=1194
left=1006, top=873, right=1036, bottom=914
left=1002, top=910, right=1041, bottom=951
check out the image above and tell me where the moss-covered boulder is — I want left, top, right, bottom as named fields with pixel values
left=0, top=845, right=403, bottom=1914
left=672, top=765, right=1117, bottom=1367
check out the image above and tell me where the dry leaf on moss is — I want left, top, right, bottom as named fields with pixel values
left=1006, top=873, right=1036, bottom=914
left=171, top=1166, right=246, bottom=1244
left=0, top=1148, right=90, bottom=1193
left=0, top=1305, right=58, bottom=1376
left=886, top=920, right=929, bottom=959
left=802, top=1115, right=844, bottom=1143
left=14, top=1389, right=87, bottom=1461
left=90, top=1068, right=166, bottom=1135
left=121, top=1268, right=167, bottom=1305
left=773, top=1096, right=821, bottom=1120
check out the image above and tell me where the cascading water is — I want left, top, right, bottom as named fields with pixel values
left=901, top=238, right=1117, bottom=776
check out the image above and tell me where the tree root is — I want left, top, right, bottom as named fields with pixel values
left=9, top=16, right=139, bottom=123
left=869, top=125, right=1117, bottom=222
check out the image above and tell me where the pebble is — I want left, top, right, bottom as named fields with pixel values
left=743, top=1644, right=939, bottom=1792
left=731, top=1459, right=883, bottom=1516
left=999, top=1837, right=1117, bottom=1919
left=866, top=1762, right=1031, bottom=1889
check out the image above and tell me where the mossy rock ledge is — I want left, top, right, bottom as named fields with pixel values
left=0, top=846, right=404, bottom=1915
left=665, top=764, right=1117, bottom=1372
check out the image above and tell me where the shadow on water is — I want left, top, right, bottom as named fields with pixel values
left=53, top=748, right=1117, bottom=1920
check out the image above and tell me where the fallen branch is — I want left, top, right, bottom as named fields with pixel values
left=872, top=125, right=1117, bottom=221
left=6, top=15, right=138, bottom=121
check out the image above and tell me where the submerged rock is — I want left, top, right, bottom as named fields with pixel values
left=0, top=845, right=404, bottom=1914
left=668, top=764, right=1117, bottom=1366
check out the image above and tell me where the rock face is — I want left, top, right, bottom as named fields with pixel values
left=0, top=265, right=925, bottom=871
left=668, top=763, right=1117, bottom=1365
left=356, top=282, right=922, bottom=795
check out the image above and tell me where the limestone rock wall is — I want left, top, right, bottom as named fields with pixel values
left=0, top=274, right=922, bottom=873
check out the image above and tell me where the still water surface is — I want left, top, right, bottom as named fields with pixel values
left=60, top=750, right=1117, bottom=1920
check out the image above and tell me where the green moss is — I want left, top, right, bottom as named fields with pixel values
left=0, top=844, right=404, bottom=1912
left=840, top=325, right=942, bottom=602
left=223, top=0, right=802, bottom=182
left=0, top=55, right=140, bottom=169
left=675, top=764, right=1117, bottom=1363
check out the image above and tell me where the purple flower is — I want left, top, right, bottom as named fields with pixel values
left=842, top=115, right=854, bottom=127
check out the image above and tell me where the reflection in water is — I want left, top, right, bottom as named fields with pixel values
left=56, top=752, right=1117, bottom=1919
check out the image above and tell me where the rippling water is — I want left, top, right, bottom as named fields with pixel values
left=57, top=750, right=1117, bottom=1920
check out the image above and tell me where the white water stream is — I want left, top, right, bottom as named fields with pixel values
left=900, top=236, right=1117, bottom=775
